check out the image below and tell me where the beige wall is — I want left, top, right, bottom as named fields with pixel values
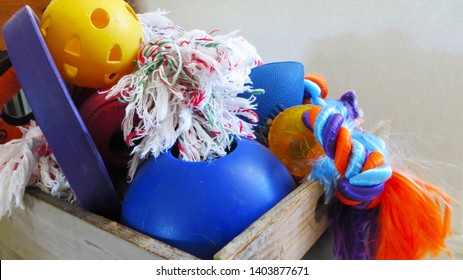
left=134, top=0, right=463, bottom=233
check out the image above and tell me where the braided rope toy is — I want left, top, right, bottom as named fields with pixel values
left=301, top=76, right=451, bottom=259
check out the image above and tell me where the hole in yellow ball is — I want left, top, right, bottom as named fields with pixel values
left=108, top=44, right=122, bottom=62
left=125, top=4, right=138, bottom=21
left=105, top=73, right=118, bottom=84
left=63, top=63, right=78, bottom=78
left=91, top=8, right=110, bottom=29
left=64, top=36, right=81, bottom=56
left=40, top=16, right=51, bottom=37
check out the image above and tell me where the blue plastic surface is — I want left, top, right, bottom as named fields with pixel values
left=121, top=138, right=296, bottom=259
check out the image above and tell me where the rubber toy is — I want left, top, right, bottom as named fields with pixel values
left=121, top=137, right=296, bottom=259
left=240, top=61, right=305, bottom=143
left=79, top=91, right=130, bottom=171
left=0, top=56, right=22, bottom=144
left=268, top=104, right=324, bottom=179
left=40, top=0, right=143, bottom=89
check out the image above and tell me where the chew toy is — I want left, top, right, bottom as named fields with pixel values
left=268, top=104, right=324, bottom=179
left=0, top=121, right=73, bottom=219
left=122, top=137, right=296, bottom=259
left=40, top=0, right=143, bottom=88
left=117, top=12, right=296, bottom=259
left=78, top=91, right=129, bottom=172
left=302, top=76, right=451, bottom=259
left=103, top=12, right=263, bottom=180
left=3, top=6, right=120, bottom=218
left=240, top=61, right=305, bottom=143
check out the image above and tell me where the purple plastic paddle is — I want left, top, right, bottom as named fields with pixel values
left=3, top=6, right=120, bottom=219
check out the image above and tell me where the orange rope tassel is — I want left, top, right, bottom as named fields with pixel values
left=375, top=170, right=452, bottom=259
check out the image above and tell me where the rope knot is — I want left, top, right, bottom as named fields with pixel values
left=303, top=79, right=392, bottom=208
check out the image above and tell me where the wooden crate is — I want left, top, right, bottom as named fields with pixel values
left=0, top=181, right=328, bottom=260
left=0, top=0, right=328, bottom=260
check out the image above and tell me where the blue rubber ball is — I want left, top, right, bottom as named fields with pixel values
left=241, top=61, right=305, bottom=127
left=121, top=138, right=296, bottom=259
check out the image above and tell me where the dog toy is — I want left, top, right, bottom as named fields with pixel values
left=40, top=0, right=143, bottom=88
left=103, top=11, right=263, bottom=180
left=0, top=121, right=73, bottom=219
left=78, top=91, right=129, bottom=172
left=240, top=61, right=305, bottom=144
left=4, top=6, right=121, bottom=218
left=268, top=104, right=324, bottom=179
left=302, top=76, right=451, bottom=259
left=122, top=137, right=296, bottom=259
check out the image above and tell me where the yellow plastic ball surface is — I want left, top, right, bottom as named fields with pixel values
left=40, top=0, right=143, bottom=88
left=268, top=104, right=324, bottom=179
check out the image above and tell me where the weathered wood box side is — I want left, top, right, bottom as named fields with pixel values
left=0, top=181, right=328, bottom=260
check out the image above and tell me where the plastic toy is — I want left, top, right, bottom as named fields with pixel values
left=40, top=0, right=143, bottom=88
left=3, top=6, right=120, bottom=218
left=301, top=76, right=451, bottom=259
left=268, top=104, right=324, bottom=179
left=121, top=137, right=296, bottom=259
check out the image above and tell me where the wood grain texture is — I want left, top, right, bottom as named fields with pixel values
left=0, top=187, right=197, bottom=260
left=214, top=181, right=329, bottom=260
left=0, top=183, right=327, bottom=260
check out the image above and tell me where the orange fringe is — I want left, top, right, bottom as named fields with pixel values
left=375, top=170, right=452, bottom=259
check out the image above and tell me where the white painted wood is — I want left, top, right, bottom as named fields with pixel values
left=0, top=188, right=197, bottom=260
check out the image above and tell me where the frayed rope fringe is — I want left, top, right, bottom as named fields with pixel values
left=0, top=121, right=74, bottom=219
left=103, top=12, right=263, bottom=181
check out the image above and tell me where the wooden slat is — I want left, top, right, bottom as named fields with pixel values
left=215, top=181, right=329, bottom=260
left=0, top=187, right=197, bottom=260
left=0, top=183, right=327, bottom=260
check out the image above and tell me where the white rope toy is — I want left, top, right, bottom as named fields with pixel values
left=0, top=121, right=73, bottom=219
left=103, top=11, right=263, bottom=180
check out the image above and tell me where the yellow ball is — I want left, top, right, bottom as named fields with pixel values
left=268, top=105, right=324, bottom=179
left=40, top=0, right=143, bottom=88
